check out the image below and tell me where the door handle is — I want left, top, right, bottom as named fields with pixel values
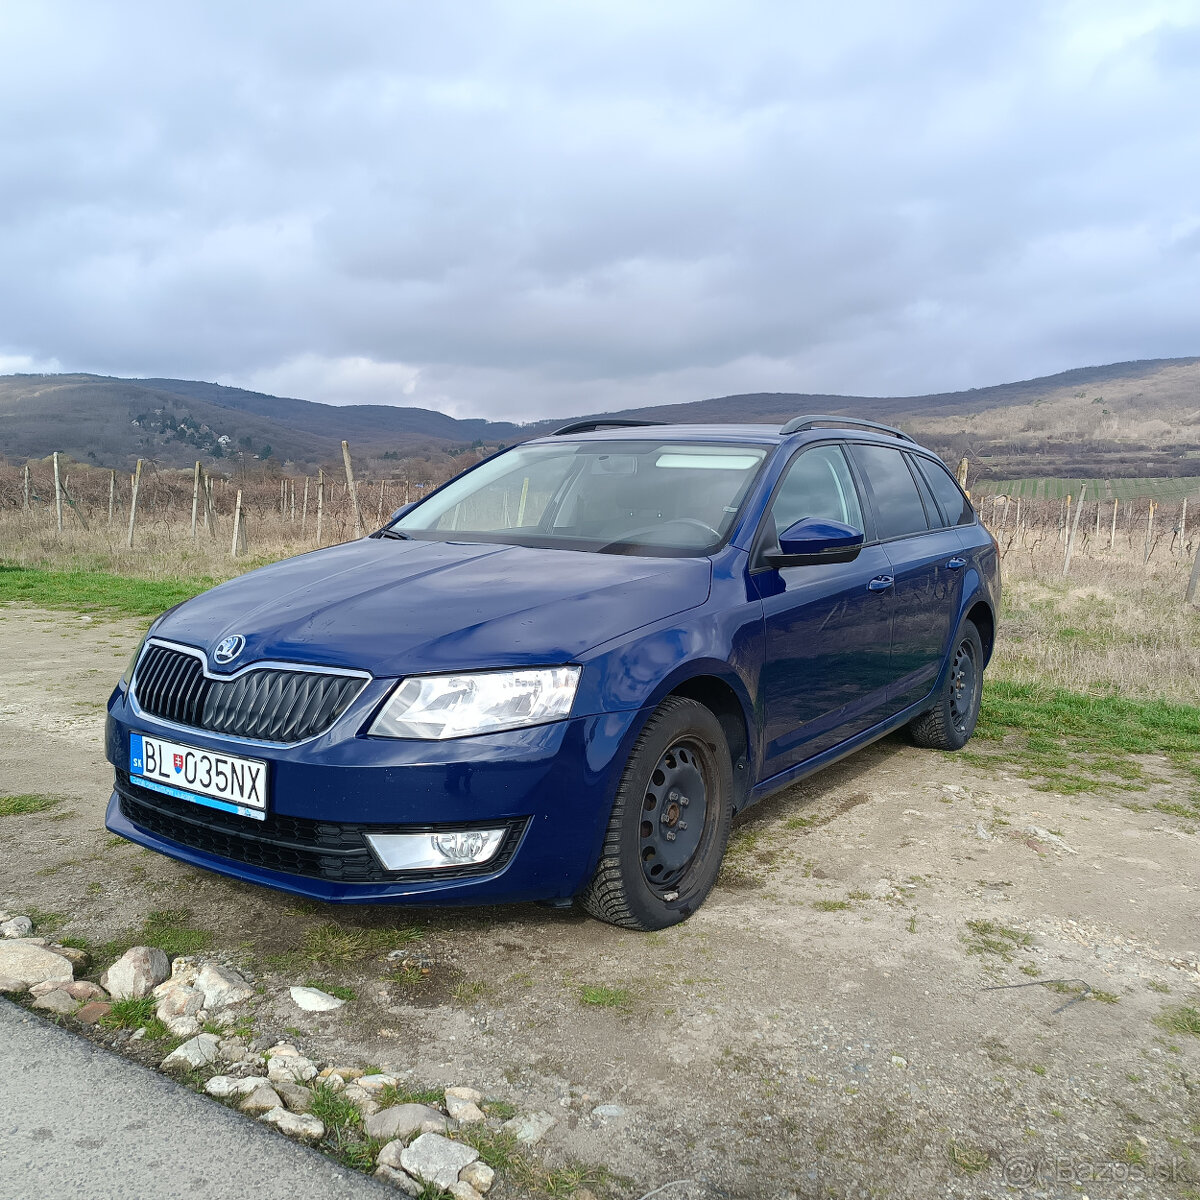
left=867, top=575, right=894, bottom=592
left=946, top=557, right=966, bottom=570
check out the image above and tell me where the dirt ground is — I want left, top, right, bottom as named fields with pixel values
left=2, top=605, right=1199, bottom=1200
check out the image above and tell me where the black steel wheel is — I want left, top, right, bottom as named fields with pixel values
left=581, top=696, right=733, bottom=930
left=908, top=619, right=984, bottom=751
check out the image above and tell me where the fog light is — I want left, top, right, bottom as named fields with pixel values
left=364, top=829, right=506, bottom=872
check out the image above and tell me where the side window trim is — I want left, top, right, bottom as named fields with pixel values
left=749, top=439, right=874, bottom=570
left=903, top=451, right=943, bottom=531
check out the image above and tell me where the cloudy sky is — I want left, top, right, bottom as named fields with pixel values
left=2, top=1, right=1198, bottom=421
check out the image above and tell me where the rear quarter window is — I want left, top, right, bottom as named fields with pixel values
left=913, top=456, right=975, bottom=527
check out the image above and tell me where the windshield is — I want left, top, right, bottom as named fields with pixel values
left=390, top=439, right=769, bottom=555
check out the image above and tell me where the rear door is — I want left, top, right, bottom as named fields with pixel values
left=752, top=442, right=895, bottom=777
left=849, top=443, right=964, bottom=715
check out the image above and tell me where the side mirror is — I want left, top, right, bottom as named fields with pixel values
left=387, top=503, right=415, bottom=522
left=767, top=517, right=864, bottom=568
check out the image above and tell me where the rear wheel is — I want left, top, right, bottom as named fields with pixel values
left=907, top=619, right=984, bottom=751
left=580, top=696, right=733, bottom=931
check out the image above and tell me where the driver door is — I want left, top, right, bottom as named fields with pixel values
left=751, top=443, right=895, bottom=778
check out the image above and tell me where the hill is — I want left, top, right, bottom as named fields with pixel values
left=2, top=356, right=1198, bottom=480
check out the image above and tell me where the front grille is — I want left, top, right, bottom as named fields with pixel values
left=115, top=772, right=526, bottom=884
left=132, top=644, right=365, bottom=743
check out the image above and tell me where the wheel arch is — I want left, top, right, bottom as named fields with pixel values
left=664, top=672, right=754, bottom=813
left=965, top=598, right=995, bottom=666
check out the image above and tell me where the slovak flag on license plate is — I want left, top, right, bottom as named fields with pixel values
left=173, top=753, right=184, bottom=772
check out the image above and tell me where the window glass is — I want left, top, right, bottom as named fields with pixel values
left=851, top=444, right=930, bottom=540
left=770, top=444, right=864, bottom=537
left=913, top=456, right=974, bottom=527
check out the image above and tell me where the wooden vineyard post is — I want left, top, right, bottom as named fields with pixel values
left=52, top=452, right=64, bottom=533
left=341, top=441, right=365, bottom=538
left=1109, top=498, right=1118, bottom=551
left=1180, top=497, right=1188, bottom=554
left=1062, top=484, right=1086, bottom=577
left=301, top=477, right=309, bottom=535
left=126, top=459, right=143, bottom=549
left=23, top=463, right=30, bottom=512
left=290, top=480, right=296, bottom=523
left=108, top=470, right=116, bottom=526
left=190, top=461, right=202, bottom=540
left=376, top=481, right=386, bottom=526
left=1094, top=499, right=1101, bottom=539
left=1144, top=501, right=1156, bottom=565
left=956, top=457, right=968, bottom=492
left=316, top=469, right=325, bottom=546
left=203, top=474, right=219, bottom=538
left=231, top=489, right=247, bottom=556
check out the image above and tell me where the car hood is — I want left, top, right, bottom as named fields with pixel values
left=155, top=537, right=712, bottom=676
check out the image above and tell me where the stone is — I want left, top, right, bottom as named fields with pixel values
left=399, top=1133, right=479, bottom=1191
left=365, top=1103, right=448, bottom=1142
left=268, top=1051, right=318, bottom=1084
left=48, top=944, right=90, bottom=971
left=444, top=1087, right=485, bottom=1122
left=29, top=980, right=66, bottom=996
left=448, top=1183, right=483, bottom=1200
left=0, top=941, right=73, bottom=988
left=1, top=916, right=33, bottom=938
left=32, top=988, right=78, bottom=1015
left=102, top=946, right=168, bottom=1000
left=322, top=1065, right=363, bottom=1080
left=259, top=1106, right=324, bottom=1140
left=63, top=980, right=106, bottom=1001
left=161, top=1033, right=221, bottom=1071
left=591, top=1104, right=627, bottom=1119
left=459, top=1161, right=495, bottom=1194
left=373, top=1164, right=423, bottom=1195
left=501, top=1111, right=557, bottom=1145
left=0, top=976, right=25, bottom=995
left=342, top=1084, right=380, bottom=1115
left=206, top=1076, right=265, bottom=1098
left=218, top=1038, right=249, bottom=1063
left=289, top=985, right=345, bottom=1012
left=241, top=1084, right=284, bottom=1114
left=168, top=955, right=200, bottom=985
left=154, top=982, right=205, bottom=1037
left=274, top=1080, right=313, bottom=1113
left=129, top=1027, right=146, bottom=1041
left=195, top=963, right=254, bottom=1009
left=74, top=1001, right=112, bottom=1025
left=890, top=1055, right=909, bottom=1069
left=355, top=1073, right=398, bottom=1094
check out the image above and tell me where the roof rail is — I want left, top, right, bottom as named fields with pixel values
left=779, top=414, right=914, bottom=442
left=551, top=418, right=660, bottom=436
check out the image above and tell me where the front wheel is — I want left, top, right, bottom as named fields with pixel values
left=580, top=696, right=733, bottom=931
left=907, top=619, right=984, bottom=751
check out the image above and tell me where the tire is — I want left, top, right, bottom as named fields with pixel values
left=907, top=619, right=984, bottom=751
left=580, top=696, right=733, bottom=931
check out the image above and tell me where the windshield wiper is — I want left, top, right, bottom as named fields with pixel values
left=372, top=528, right=410, bottom=540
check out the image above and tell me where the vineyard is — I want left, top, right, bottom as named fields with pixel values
left=974, top=474, right=1200, bottom=502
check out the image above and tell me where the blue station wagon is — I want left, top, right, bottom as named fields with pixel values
left=105, top=416, right=1000, bottom=929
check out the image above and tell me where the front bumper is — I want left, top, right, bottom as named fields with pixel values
left=104, top=690, right=645, bottom=905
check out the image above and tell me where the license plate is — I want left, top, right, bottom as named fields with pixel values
left=130, top=732, right=268, bottom=821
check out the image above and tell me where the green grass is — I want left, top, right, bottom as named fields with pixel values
left=1154, top=1005, right=1200, bottom=1037
left=377, top=1083, right=444, bottom=1109
left=578, top=985, right=632, bottom=1010
left=811, top=899, right=851, bottom=912
left=24, top=907, right=68, bottom=933
left=269, top=922, right=423, bottom=970
left=965, top=680, right=1200, bottom=793
left=963, top=919, right=1033, bottom=962
left=975, top=475, right=1200, bottom=502
left=99, top=907, right=215, bottom=962
left=456, top=1124, right=623, bottom=1197
left=947, top=1139, right=990, bottom=1174
left=0, top=563, right=214, bottom=617
left=302, top=979, right=357, bottom=1002
left=99, top=996, right=157, bottom=1029
left=0, top=793, right=65, bottom=816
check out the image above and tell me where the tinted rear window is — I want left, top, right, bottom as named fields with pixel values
left=851, top=444, right=930, bottom=540
left=913, top=456, right=974, bottom=527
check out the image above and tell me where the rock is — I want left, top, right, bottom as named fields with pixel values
left=268, top=1051, right=318, bottom=1084
left=355, top=1073, right=398, bottom=1095
left=322, top=1065, right=363, bottom=1080
left=342, top=1084, right=379, bottom=1115
left=373, top=1164, right=423, bottom=1195
left=218, top=1038, right=249, bottom=1063
left=102, top=946, right=168, bottom=1000
left=890, top=1055, right=909, bottom=1069
left=444, top=1087, right=485, bottom=1123
left=501, top=1111, right=557, bottom=1144
left=64, top=980, right=106, bottom=1001
left=0, top=976, right=25, bottom=995
left=289, top=985, right=346, bottom=1012
left=274, top=1081, right=313, bottom=1113
left=0, top=942, right=73, bottom=988
left=74, top=1001, right=112, bottom=1025
left=196, top=963, right=254, bottom=1009
left=1, top=916, right=33, bottom=938
left=154, top=982, right=205, bottom=1037
left=365, top=1103, right=448, bottom=1142
left=129, top=1027, right=146, bottom=1041
left=448, top=1183, right=484, bottom=1200
left=48, top=944, right=90, bottom=971
left=591, top=1103, right=627, bottom=1119
left=398, top=1133, right=480, bottom=1191
left=259, top=1106, right=324, bottom=1141
left=168, top=955, right=200, bottom=986
left=317, top=1072, right=345, bottom=1093
left=1023, top=825, right=1077, bottom=854
left=32, top=988, right=78, bottom=1015
left=459, top=1161, right=495, bottom=1194
left=241, top=1084, right=284, bottom=1114
left=29, top=979, right=67, bottom=996
left=206, top=1076, right=265, bottom=1098
left=161, top=1033, right=221, bottom=1071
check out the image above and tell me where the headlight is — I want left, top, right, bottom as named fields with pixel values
left=120, top=632, right=150, bottom=691
left=369, top=667, right=581, bottom=740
